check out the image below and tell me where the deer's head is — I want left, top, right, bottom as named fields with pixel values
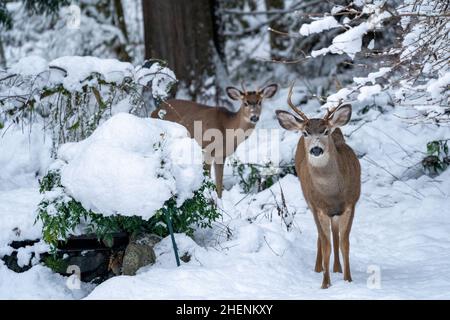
left=226, top=83, right=278, bottom=124
left=276, top=85, right=352, bottom=167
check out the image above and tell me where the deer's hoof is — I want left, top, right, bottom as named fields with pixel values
left=333, top=264, right=342, bottom=273
left=321, top=282, right=331, bottom=289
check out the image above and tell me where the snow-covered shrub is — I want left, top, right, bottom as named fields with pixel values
left=35, top=114, right=219, bottom=250
left=0, top=56, right=175, bottom=153
left=230, top=158, right=295, bottom=193
left=292, top=0, right=449, bottom=122
left=422, top=139, right=450, bottom=175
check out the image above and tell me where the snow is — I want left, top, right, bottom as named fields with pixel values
left=0, top=188, right=43, bottom=252
left=0, top=120, right=52, bottom=251
left=135, top=63, right=176, bottom=98
left=49, top=56, right=134, bottom=91
left=58, top=113, right=204, bottom=218
left=1, top=0, right=447, bottom=300
left=427, top=72, right=450, bottom=100
left=312, top=22, right=369, bottom=59
left=299, top=16, right=341, bottom=36
left=0, top=262, right=92, bottom=299
left=83, top=98, right=450, bottom=299
left=312, top=10, right=391, bottom=59
left=1, top=86, right=450, bottom=299
left=9, top=55, right=49, bottom=76
left=354, top=68, right=391, bottom=85
left=3, top=55, right=175, bottom=100
left=0, top=123, right=52, bottom=191
left=321, top=88, right=354, bottom=109
left=357, top=84, right=382, bottom=101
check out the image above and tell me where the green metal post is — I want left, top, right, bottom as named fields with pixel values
left=164, top=208, right=181, bottom=267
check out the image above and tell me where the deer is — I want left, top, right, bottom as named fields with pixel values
left=150, top=83, right=278, bottom=198
left=275, top=85, right=361, bottom=289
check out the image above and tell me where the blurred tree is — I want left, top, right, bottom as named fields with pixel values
left=0, top=0, right=137, bottom=66
left=0, top=1, right=13, bottom=29
left=0, top=0, right=69, bottom=67
left=0, top=0, right=70, bottom=27
left=265, top=0, right=287, bottom=60
left=142, top=0, right=224, bottom=102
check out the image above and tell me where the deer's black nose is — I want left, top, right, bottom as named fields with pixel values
left=250, top=115, right=259, bottom=123
left=310, top=146, right=324, bottom=157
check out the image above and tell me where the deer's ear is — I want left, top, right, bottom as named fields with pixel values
left=329, top=104, right=352, bottom=128
left=226, top=87, right=243, bottom=101
left=261, top=83, right=278, bottom=99
left=276, top=110, right=305, bottom=131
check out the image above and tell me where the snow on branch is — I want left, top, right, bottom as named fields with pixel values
left=311, top=9, right=391, bottom=59
left=0, top=56, right=177, bottom=150
left=292, top=0, right=449, bottom=122
left=299, top=16, right=341, bottom=36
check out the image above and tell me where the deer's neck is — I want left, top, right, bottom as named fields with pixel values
left=307, top=142, right=343, bottom=194
left=219, top=107, right=255, bottom=132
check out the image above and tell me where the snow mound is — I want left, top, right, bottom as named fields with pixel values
left=9, top=55, right=49, bottom=76
left=58, top=113, right=204, bottom=219
left=0, top=263, right=92, bottom=299
left=0, top=123, right=52, bottom=190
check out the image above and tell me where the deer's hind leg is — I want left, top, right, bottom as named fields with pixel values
left=332, top=216, right=342, bottom=273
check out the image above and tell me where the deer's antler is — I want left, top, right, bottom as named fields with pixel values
left=240, top=81, right=247, bottom=95
left=287, top=82, right=308, bottom=121
left=323, top=100, right=344, bottom=121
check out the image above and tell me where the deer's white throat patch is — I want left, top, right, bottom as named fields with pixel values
left=307, top=151, right=330, bottom=167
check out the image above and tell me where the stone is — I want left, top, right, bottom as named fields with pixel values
left=130, top=233, right=162, bottom=247
left=121, top=233, right=161, bottom=276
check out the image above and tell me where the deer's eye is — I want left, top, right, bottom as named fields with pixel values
left=303, top=131, right=309, bottom=137
left=324, top=129, right=329, bottom=136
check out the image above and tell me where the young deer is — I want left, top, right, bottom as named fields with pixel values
left=275, top=85, right=360, bottom=289
left=150, top=83, right=278, bottom=198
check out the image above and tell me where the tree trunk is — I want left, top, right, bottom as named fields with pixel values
left=0, top=37, right=6, bottom=68
left=265, top=0, right=287, bottom=60
left=142, top=0, right=222, bottom=102
left=113, top=0, right=131, bottom=62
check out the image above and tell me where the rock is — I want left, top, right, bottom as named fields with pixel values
left=67, top=250, right=109, bottom=280
left=180, top=252, right=191, bottom=263
left=121, top=233, right=161, bottom=276
left=2, top=234, right=129, bottom=284
left=130, top=233, right=162, bottom=247
left=2, top=251, right=34, bottom=273
left=108, top=251, right=124, bottom=276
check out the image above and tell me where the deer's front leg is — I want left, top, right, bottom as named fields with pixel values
left=214, top=159, right=225, bottom=198
left=317, top=211, right=332, bottom=289
left=339, top=206, right=355, bottom=282
left=332, top=216, right=342, bottom=273
left=314, top=236, right=323, bottom=273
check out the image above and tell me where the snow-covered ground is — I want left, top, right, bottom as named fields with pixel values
left=1, top=86, right=450, bottom=299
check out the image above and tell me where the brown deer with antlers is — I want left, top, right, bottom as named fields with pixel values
left=151, top=83, right=278, bottom=198
left=275, top=85, right=360, bottom=289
